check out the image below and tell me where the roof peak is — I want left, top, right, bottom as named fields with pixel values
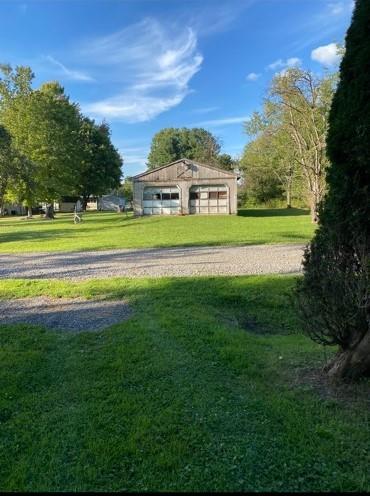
left=133, top=158, right=237, bottom=179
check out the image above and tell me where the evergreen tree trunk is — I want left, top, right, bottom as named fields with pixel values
left=324, top=331, right=370, bottom=379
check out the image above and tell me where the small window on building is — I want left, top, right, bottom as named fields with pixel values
left=190, top=191, right=199, bottom=200
left=143, top=193, right=152, bottom=200
left=170, top=192, right=179, bottom=200
left=218, top=190, right=228, bottom=199
left=162, top=193, right=171, bottom=200
left=153, top=193, right=161, bottom=200
left=209, top=192, right=218, bottom=200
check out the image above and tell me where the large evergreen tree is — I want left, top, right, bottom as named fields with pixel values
left=296, top=0, right=370, bottom=379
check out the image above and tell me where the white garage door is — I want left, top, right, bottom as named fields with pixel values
left=189, top=185, right=228, bottom=214
left=143, top=186, right=180, bottom=215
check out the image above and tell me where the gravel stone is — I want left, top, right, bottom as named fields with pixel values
left=0, top=297, right=132, bottom=332
left=0, top=244, right=305, bottom=280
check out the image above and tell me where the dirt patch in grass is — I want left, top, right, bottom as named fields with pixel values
left=237, top=315, right=271, bottom=334
left=292, top=365, right=370, bottom=407
left=0, top=296, right=132, bottom=332
left=221, top=313, right=275, bottom=335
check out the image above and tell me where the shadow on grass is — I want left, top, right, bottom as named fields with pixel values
left=1, top=275, right=370, bottom=493
left=0, top=218, right=145, bottom=247
left=0, top=228, right=76, bottom=244
left=238, top=208, right=309, bottom=217
left=0, top=275, right=301, bottom=336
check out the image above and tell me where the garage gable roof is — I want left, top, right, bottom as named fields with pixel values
left=133, top=158, right=238, bottom=180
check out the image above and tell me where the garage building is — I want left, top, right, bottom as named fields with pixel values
left=133, top=158, right=238, bottom=216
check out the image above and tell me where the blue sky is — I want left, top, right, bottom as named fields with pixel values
left=1, top=0, right=353, bottom=176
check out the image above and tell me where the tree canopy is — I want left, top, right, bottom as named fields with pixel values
left=0, top=65, right=123, bottom=217
left=241, top=67, right=337, bottom=216
left=147, top=127, right=236, bottom=170
left=74, top=118, right=122, bottom=208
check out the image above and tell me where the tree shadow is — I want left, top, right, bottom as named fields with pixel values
left=0, top=228, right=76, bottom=244
left=0, top=296, right=132, bottom=332
left=238, top=208, right=310, bottom=217
left=0, top=275, right=301, bottom=336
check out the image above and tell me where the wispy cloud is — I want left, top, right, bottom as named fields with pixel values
left=328, top=2, right=345, bottom=15
left=191, top=106, right=219, bottom=114
left=191, top=116, right=249, bottom=128
left=196, top=0, right=257, bottom=37
left=246, top=72, right=261, bottom=81
left=45, top=55, right=94, bottom=82
left=311, top=43, right=341, bottom=66
left=328, top=1, right=354, bottom=17
left=120, top=146, right=149, bottom=175
left=81, top=18, right=203, bottom=122
left=123, top=149, right=148, bottom=166
left=289, top=0, right=354, bottom=53
left=267, top=57, right=301, bottom=71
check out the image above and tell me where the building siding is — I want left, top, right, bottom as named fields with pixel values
left=133, top=159, right=238, bottom=216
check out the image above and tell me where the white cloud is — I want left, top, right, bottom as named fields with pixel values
left=268, top=59, right=284, bottom=71
left=328, top=1, right=354, bottom=16
left=81, top=18, right=203, bottom=122
left=191, top=106, right=219, bottom=114
left=191, top=116, right=249, bottom=127
left=45, top=55, right=94, bottom=82
left=267, top=57, right=301, bottom=71
left=120, top=146, right=149, bottom=175
left=328, top=2, right=344, bottom=15
left=311, top=43, right=341, bottom=66
left=122, top=149, right=148, bottom=167
left=87, top=94, right=185, bottom=122
left=289, top=0, right=354, bottom=53
left=189, top=0, right=257, bottom=37
left=246, top=72, right=261, bottom=81
left=286, top=57, right=301, bottom=67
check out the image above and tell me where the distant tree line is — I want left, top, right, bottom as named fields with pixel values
left=0, top=65, right=122, bottom=218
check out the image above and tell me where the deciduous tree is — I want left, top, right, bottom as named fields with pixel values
left=0, top=125, right=13, bottom=215
left=243, top=68, right=337, bottom=218
left=75, top=118, right=122, bottom=209
left=1, top=78, right=82, bottom=218
left=242, top=112, right=301, bottom=208
left=147, top=127, right=221, bottom=169
left=269, top=68, right=337, bottom=221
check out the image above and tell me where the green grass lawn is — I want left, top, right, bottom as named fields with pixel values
left=0, top=208, right=315, bottom=252
left=0, top=275, right=369, bottom=492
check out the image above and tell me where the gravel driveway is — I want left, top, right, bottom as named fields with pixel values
left=0, top=243, right=305, bottom=280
